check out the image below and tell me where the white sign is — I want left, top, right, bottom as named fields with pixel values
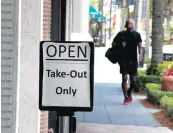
left=39, top=41, right=94, bottom=111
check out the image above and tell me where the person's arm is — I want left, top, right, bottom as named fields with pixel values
left=138, top=42, right=142, bottom=56
left=137, top=33, right=143, bottom=61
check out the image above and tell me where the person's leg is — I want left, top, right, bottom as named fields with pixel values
left=122, top=73, right=128, bottom=100
left=127, top=73, right=138, bottom=96
left=126, top=61, right=138, bottom=100
left=127, top=74, right=133, bottom=97
left=119, top=62, right=130, bottom=104
left=119, top=61, right=125, bottom=89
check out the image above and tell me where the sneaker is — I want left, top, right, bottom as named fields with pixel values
left=128, top=96, right=132, bottom=103
left=124, top=99, right=130, bottom=105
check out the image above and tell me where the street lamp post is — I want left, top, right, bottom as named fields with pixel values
left=134, top=0, right=143, bottom=32
left=145, top=0, right=150, bottom=57
left=99, top=0, right=104, bottom=46
left=109, top=0, right=112, bottom=39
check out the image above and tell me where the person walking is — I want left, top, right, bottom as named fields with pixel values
left=112, top=19, right=143, bottom=105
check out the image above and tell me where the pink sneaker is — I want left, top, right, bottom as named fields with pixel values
left=128, top=96, right=132, bottom=103
left=124, top=99, right=130, bottom=105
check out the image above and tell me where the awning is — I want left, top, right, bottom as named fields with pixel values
left=89, top=5, right=106, bottom=21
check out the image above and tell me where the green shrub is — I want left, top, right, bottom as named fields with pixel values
left=144, top=58, right=151, bottom=65
left=138, top=70, right=161, bottom=83
left=141, top=75, right=161, bottom=84
left=146, top=61, right=173, bottom=76
left=156, top=61, right=173, bottom=76
left=160, top=96, right=173, bottom=117
left=145, top=83, right=173, bottom=104
left=138, top=70, right=146, bottom=76
left=137, top=70, right=147, bottom=91
left=146, top=83, right=173, bottom=118
left=138, top=71, right=161, bottom=91
left=145, top=83, right=161, bottom=92
left=145, top=83, right=162, bottom=104
left=146, top=83, right=173, bottom=97
left=163, top=37, right=170, bottom=42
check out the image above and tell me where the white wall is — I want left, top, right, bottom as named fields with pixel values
left=134, top=0, right=143, bottom=33
left=66, top=0, right=73, bottom=41
left=18, top=0, right=43, bottom=132
left=115, top=9, right=121, bottom=34
left=72, top=0, right=89, bottom=33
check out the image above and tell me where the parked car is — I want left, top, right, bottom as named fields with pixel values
left=163, top=45, right=173, bottom=61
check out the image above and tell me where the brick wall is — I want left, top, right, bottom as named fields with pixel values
left=1, top=0, right=17, bottom=132
left=40, top=0, right=51, bottom=133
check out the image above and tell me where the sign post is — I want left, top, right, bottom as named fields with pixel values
left=39, top=41, right=94, bottom=133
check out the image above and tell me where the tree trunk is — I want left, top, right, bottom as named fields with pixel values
left=151, top=0, right=163, bottom=67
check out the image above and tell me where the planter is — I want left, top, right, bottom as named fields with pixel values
left=161, top=76, right=173, bottom=91
left=161, top=69, right=173, bottom=91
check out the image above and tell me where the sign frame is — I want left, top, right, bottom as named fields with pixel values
left=39, top=41, right=94, bottom=112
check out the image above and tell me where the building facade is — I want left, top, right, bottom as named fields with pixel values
left=2, top=0, right=20, bottom=132
left=1, top=0, right=90, bottom=132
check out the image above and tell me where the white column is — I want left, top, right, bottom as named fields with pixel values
left=17, top=0, right=43, bottom=132
left=72, top=0, right=89, bottom=33
left=66, top=0, right=73, bottom=41
left=134, top=0, right=143, bottom=32
left=115, top=9, right=121, bottom=33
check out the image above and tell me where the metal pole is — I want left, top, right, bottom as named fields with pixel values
left=58, top=116, right=70, bottom=133
left=51, top=0, right=74, bottom=132
left=57, top=1, right=70, bottom=133
left=135, top=0, right=143, bottom=32
left=109, top=0, right=112, bottom=39
left=56, top=111, right=75, bottom=133
left=122, top=0, right=126, bottom=7
left=100, top=0, right=104, bottom=45
left=126, top=0, right=130, bottom=19
left=134, top=0, right=138, bottom=31
left=121, top=0, right=127, bottom=30
left=145, top=0, right=150, bottom=57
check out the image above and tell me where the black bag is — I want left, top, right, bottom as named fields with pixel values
left=105, top=47, right=118, bottom=64
left=105, top=31, right=125, bottom=64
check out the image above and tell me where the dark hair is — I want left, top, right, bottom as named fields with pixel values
left=125, top=19, right=134, bottom=28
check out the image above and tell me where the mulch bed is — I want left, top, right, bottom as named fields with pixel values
left=134, top=92, right=146, bottom=96
left=140, top=98, right=173, bottom=131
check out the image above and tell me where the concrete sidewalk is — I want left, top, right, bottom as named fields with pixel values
left=76, top=83, right=161, bottom=126
left=76, top=123, right=173, bottom=133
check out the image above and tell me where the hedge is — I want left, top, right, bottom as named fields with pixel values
left=138, top=61, right=173, bottom=91
left=140, top=74, right=161, bottom=84
left=145, top=83, right=162, bottom=104
left=160, top=96, right=173, bottom=118
left=138, top=70, right=161, bottom=91
left=145, top=83, right=173, bottom=118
